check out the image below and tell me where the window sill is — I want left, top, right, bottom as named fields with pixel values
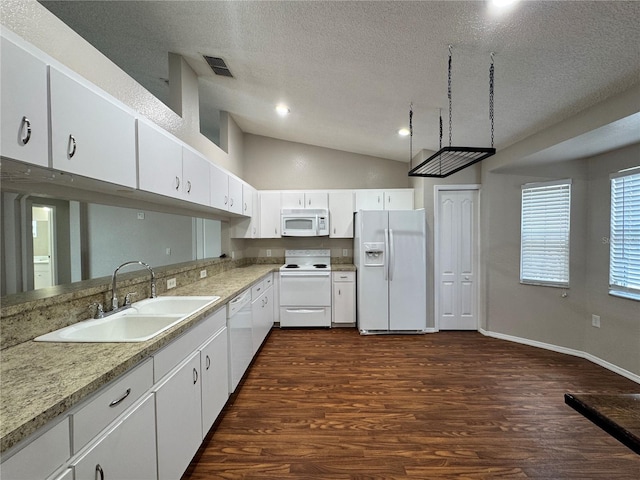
left=608, top=290, right=640, bottom=302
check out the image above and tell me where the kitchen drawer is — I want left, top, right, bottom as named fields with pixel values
left=0, top=417, right=70, bottom=480
left=333, top=271, right=355, bottom=282
left=251, top=280, right=265, bottom=302
left=72, top=358, right=153, bottom=453
left=153, top=307, right=225, bottom=382
left=263, top=273, right=273, bottom=289
left=280, top=307, right=331, bottom=327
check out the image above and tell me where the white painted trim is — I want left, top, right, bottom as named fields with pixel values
left=434, top=186, right=481, bottom=331
left=479, top=328, right=640, bottom=385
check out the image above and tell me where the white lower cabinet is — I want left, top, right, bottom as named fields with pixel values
left=71, top=393, right=157, bottom=480
left=332, top=272, right=356, bottom=324
left=200, top=326, right=229, bottom=438
left=0, top=417, right=70, bottom=480
left=251, top=277, right=274, bottom=354
left=154, top=352, right=202, bottom=480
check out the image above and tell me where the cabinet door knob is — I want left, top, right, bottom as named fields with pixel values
left=95, top=464, right=104, bottom=480
left=68, top=134, right=77, bottom=158
left=20, top=116, right=31, bottom=145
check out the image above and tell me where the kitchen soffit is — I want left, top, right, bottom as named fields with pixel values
left=38, top=1, right=640, bottom=163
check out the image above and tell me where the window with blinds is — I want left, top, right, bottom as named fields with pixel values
left=609, top=170, right=640, bottom=301
left=520, top=180, right=571, bottom=287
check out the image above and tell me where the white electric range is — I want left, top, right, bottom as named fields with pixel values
left=279, top=249, right=332, bottom=327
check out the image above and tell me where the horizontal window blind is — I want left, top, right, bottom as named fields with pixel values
left=520, top=181, right=571, bottom=287
left=609, top=171, right=640, bottom=299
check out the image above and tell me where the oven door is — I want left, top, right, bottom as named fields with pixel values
left=279, top=271, right=331, bottom=306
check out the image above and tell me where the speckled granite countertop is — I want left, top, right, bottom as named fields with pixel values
left=0, top=264, right=279, bottom=453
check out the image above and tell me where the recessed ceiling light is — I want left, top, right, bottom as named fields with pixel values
left=398, top=128, right=410, bottom=137
left=490, top=0, right=519, bottom=8
left=275, top=104, right=290, bottom=116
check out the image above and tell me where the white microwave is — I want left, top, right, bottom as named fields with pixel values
left=281, top=209, right=330, bottom=237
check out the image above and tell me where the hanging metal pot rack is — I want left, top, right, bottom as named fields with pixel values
left=408, top=46, right=496, bottom=178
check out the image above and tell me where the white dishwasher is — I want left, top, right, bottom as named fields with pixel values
left=227, top=289, right=253, bottom=393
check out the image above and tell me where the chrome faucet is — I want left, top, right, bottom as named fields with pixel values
left=111, top=260, right=156, bottom=311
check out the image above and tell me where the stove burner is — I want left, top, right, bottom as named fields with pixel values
left=313, top=264, right=328, bottom=268
left=284, top=264, right=300, bottom=269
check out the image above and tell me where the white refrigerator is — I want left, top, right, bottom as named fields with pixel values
left=354, top=210, right=427, bottom=333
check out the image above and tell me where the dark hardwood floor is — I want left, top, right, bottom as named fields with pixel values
left=183, top=329, right=639, bottom=479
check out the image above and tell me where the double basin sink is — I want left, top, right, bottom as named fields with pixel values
left=34, top=296, right=220, bottom=343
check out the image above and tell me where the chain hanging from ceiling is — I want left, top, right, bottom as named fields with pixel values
left=408, top=46, right=496, bottom=178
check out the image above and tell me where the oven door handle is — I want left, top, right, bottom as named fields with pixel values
left=280, top=272, right=331, bottom=277
left=284, top=308, right=326, bottom=313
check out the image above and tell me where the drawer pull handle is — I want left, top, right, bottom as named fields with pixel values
left=68, top=134, right=77, bottom=158
left=206, top=355, right=211, bottom=371
left=95, top=464, right=104, bottom=480
left=187, top=180, right=192, bottom=193
left=21, top=116, right=31, bottom=145
left=109, top=388, right=131, bottom=407
left=175, top=176, right=180, bottom=190
left=193, top=368, right=198, bottom=384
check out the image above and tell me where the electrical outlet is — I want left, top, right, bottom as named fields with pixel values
left=266, top=249, right=272, bottom=257
left=167, top=278, right=177, bottom=289
left=165, top=247, right=171, bottom=255
left=343, top=249, right=348, bottom=257
left=591, top=314, right=601, bottom=328
left=199, top=269, right=207, bottom=279
left=137, top=212, right=145, bottom=220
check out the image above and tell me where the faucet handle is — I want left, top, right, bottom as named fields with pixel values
left=89, top=302, right=104, bottom=319
left=124, top=292, right=138, bottom=306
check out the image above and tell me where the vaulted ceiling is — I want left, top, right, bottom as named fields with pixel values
left=40, top=1, right=640, bottom=163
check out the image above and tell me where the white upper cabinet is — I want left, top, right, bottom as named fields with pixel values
left=181, top=147, right=210, bottom=206
left=49, top=66, right=136, bottom=188
left=259, top=191, right=282, bottom=238
left=138, top=123, right=209, bottom=206
left=210, top=163, right=229, bottom=211
left=0, top=33, right=49, bottom=167
left=384, top=189, right=414, bottom=210
left=210, top=164, right=242, bottom=214
left=355, top=190, right=385, bottom=210
left=228, top=175, right=243, bottom=215
left=329, top=191, right=355, bottom=238
left=355, top=189, right=414, bottom=211
left=281, top=191, right=328, bottom=209
left=137, top=119, right=183, bottom=198
left=242, top=183, right=256, bottom=218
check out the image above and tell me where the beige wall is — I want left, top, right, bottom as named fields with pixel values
left=243, top=134, right=409, bottom=190
left=481, top=145, right=639, bottom=376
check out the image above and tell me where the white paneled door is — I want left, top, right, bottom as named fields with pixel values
left=436, top=188, right=479, bottom=330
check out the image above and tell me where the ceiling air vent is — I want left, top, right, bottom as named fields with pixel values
left=203, top=55, right=234, bottom=78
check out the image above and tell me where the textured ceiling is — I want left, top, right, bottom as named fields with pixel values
left=39, top=1, right=640, bottom=163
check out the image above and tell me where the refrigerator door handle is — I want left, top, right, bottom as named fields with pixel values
left=384, top=228, right=389, bottom=280
left=389, top=228, right=395, bottom=281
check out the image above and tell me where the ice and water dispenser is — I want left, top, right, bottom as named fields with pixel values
left=363, top=243, right=385, bottom=266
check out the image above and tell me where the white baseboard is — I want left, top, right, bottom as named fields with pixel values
left=479, top=328, right=640, bottom=385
